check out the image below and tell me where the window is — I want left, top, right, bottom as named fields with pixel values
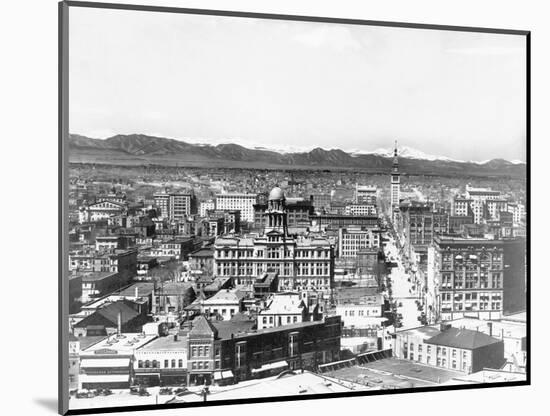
left=145, top=360, right=150, bottom=368
left=263, top=317, right=267, bottom=324
left=138, top=360, right=143, bottom=368
left=171, top=359, right=176, bottom=368
left=164, top=359, right=169, bottom=368
left=178, top=359, right=183, bottom=367
left=152, top=360, right=158, bottom=368
left=191, top=362, right=197, bottom=369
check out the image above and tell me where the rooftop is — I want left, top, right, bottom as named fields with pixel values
left=445, top=317, right=526, bottom=339
left=82, top=332, right=157, bottom=354
left=325, top=358, right=460, bottom=387
left=396, top=325, right=442, bottom=340
left=202, top=289, right=246, bottom=305
left=212, top=317, right=256, bottom=340
left=81, top=271, right=118, bottom=282
left=261, top=293, right=306, bottom=315
left=426, top=327, right=501, bottom=350
left=139, top=333, right=188, bottom=351
left=205, top=371, right=354, bottom=402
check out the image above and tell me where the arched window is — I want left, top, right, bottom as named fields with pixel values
left=138, top=360, right=143, bottom=368
left=145, top=360, right=150, bottom=368
left=178, top=359, right=183, bottom=368
left=171, top=359, right=176, bottom=368
left=152, top=360, right=158, bottom=368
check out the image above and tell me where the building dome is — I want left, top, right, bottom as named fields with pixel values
left=268, top=186, right=285, bottom=201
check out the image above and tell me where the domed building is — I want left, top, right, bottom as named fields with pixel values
left=213, top=187, right=335, bottom=296
left=265, top=186, right=288, bottom=235
left=268, top=186, right=285, bottom=201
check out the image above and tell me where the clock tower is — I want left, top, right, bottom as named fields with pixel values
left=390, top=141, right=400, bottom=222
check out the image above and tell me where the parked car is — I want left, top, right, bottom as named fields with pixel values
left=159, top=387, right=173, bottom=395
left=75, top=389, right=95, bottom=399
left=174, top=387, right=189, bottom=396
left=139, top=387, right=150, bottom=397
left=97, top=388, right=112, bottom=396
left=130, top=386, right=140, bottom=395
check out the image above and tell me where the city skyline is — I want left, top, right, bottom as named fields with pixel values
left=69, top=8, right=527, bottom=163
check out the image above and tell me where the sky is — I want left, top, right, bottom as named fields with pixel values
left=69, top=7, right=527, bottom=162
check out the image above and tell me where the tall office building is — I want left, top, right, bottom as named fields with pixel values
left=427, top=235, right=525, bottom=322
left=216, top=193, right=258, bottom=223
left=355, top=185, right=377, bottom=205
left=154, top=192, right=196, bottom=221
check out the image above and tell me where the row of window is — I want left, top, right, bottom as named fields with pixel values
left=342, top=309, right=378, bottom=317
left=190, top=345, right=211, bottom=358
left=405, top=343, right=468, bottom=359
left=261, top=315, right=299, bottom=325
left=137, top=359, right=183, bottom=369
left=408, top=353, right=468, bottom=371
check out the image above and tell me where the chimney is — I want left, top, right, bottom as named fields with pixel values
left=135, top=287, right=139, bottom=298
left=174, top=334, right=179, bottom=342
left=117, top=311, right=122, bottom=335
left=487, top=322, right=493, bottom=337
left=439, top=323, right=451, bottom=332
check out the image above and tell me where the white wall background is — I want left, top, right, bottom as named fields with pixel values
left=1, top=0, right=546, bottom=415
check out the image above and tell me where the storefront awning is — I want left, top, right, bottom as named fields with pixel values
left=80, top=374, right=129, bottom=383
left=214, top=370, right=234, bottom=380
left=251, top=361, right=288, bottom=373
left=81, top=358, right=130, bottom=368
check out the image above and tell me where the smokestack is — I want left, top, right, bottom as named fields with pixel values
left=117, top=312, right=122, bottom=335
left=135, top=287, right=139, bottom=298
left=487, top=322, right=493, bottom=337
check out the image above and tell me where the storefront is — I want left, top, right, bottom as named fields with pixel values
left=213, top=370, right=234, bottom=386
left=251, top=360, right=288, bottom=378
left=79, top=357, right=132, bottom=389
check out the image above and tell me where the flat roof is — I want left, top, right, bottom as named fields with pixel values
left=82, top=333, right=157, bottom=353
left=206, top=371, right=355, bottom=402
left=139, top=334, right=188, bottom=351
left=325, top=358, right=461, bottom=387
left=396, top=326, right=442, bottom=339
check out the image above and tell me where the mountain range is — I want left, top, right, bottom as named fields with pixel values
left=68, top=133, right=526, bottom=178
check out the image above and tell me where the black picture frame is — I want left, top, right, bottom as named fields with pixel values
left=59, top=1, right=530, bottom=414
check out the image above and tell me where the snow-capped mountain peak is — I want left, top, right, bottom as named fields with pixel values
left=351, top=145, right=463, bottom=162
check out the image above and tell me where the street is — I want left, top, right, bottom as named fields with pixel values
left=384, top=232, right=422, bottom=329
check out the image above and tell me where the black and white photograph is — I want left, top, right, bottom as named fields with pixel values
left=59, top=1, right=529, bottom=414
